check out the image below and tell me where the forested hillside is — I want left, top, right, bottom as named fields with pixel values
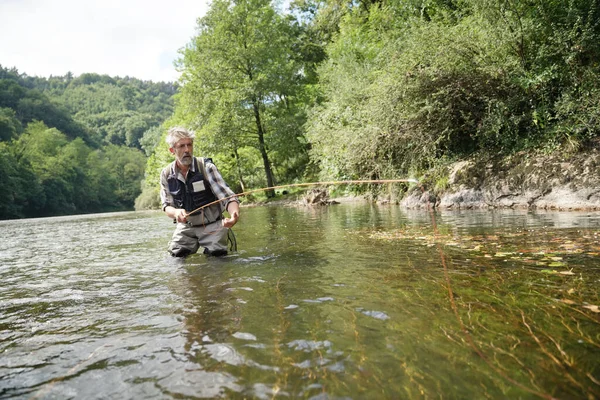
left=3, top=0, right=599, bottom=218
left=140, top=0, right=599, bottom=206
left=0, top=66, right=175, bottom=219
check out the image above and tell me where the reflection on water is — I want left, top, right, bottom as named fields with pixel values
left=0, top=207, right=599, bottom=399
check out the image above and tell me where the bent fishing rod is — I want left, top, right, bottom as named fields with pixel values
left=183, top=178, right=421, bottom=219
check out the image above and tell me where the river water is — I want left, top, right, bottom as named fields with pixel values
left=1, top=204, right=599, bottom=399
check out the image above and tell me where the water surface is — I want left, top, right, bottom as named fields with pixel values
left=1, top=205, right=599, bottom=399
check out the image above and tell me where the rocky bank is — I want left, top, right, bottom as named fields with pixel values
left=400, top=149, right=600, bottom=211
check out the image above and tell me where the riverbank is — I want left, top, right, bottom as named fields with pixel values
left=400, top=148, right=600, bottom=211
left=241, top=148, right=600, bottom=211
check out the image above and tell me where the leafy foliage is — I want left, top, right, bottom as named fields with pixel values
left=0, top=68, right=95, bottom=145
left=0, top=142, right=43, bottom=219
left=46, top=72, right=176, bottom=150
left=170, top=0, right=313, bottom=196
left=0, top=66, right=173, bottom=219
left=0, top=121, right=146, bottom=219
left=307, top=0, right=600, bottom=183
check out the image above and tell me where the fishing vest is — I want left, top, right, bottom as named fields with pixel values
left=167, top=157, right=218, bottom=213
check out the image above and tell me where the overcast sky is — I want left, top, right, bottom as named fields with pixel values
left=0, top=0, right=210, bottom=82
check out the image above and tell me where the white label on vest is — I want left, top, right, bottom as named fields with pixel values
left=192, top=181, right=206, bottom=192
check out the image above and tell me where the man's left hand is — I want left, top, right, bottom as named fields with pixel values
left=223, top=210, right=239, bottom=228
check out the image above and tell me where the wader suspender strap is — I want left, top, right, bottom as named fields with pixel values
left=197, top=157, right=207, bottom=179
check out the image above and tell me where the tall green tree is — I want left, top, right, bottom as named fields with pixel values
left=13, top=121, right=76, bottom=215
left=0, top=107, right=22, bottom=141
left=176, top=0, right=309, bottom=197
left=0, top=142, right=44, bottom=219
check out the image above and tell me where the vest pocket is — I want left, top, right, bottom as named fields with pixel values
left=168, top=180, right=182, bottom=196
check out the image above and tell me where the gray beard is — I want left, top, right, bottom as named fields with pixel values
left=180, top=156, right=193, bottom=166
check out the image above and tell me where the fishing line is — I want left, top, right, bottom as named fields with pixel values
left=184, top=178, right=420, bottom=218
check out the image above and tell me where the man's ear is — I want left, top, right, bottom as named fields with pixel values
left=168, top=147, right=175, bottom=154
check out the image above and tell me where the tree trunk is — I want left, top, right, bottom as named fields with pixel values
left=253, top=100, right=275, bottom=197
left=233, top=145, right=246, bottom=193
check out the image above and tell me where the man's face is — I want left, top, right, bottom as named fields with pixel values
left=171, top=138, right=194, bottom=166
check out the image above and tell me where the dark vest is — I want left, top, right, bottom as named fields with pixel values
left=167, top=158, right=218, bottom=213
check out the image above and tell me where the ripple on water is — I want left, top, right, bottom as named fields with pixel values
left=232, top=332, right=257, bottom=341
left=157, top=368, right=242, bottom=398
left=356, top=308, right=390, bottom=320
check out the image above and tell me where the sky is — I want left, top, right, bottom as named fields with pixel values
left=0, top=0, right=210, bottom=82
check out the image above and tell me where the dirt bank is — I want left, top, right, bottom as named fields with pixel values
left=401, top=149, right=600, bottom=210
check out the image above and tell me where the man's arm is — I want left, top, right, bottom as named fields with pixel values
left=223, top=200, right=239, bottom=228
left=160, top=165, right=188, bottom=223
left=204, top=161, right=240, bottom=228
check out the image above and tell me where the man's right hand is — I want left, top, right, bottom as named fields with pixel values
left=174, top=208, right=188, bottom=223
left=166, top=206, right=188, bottom=223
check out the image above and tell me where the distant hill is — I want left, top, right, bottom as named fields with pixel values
left=0, top=65, right=177, bottom=219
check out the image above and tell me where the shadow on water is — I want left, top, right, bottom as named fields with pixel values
left=0, top=206, right=599, bottom=399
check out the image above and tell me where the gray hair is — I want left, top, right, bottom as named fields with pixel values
left=166, top=126, right=195, bottom=148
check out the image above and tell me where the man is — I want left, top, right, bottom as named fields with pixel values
left=160, top=127, right=240, bottom=257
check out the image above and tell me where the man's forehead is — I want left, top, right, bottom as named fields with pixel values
left=176, top=138, right=193, bottom=145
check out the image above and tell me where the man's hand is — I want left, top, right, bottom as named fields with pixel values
left=223, top=202, right=240, bottom=228
left=166, top=206, right=188, bottom=223
left=174, top=208, right=188, bottom=223
left=223, top=209, right=239, bottom=228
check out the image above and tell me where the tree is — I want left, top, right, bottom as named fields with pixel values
left=177, top=0, right=309, bottom=197
left=0, top=142, right=44, bottom=219
left=99, top=144, right=147, bottom=207
left=139, top=125, right=165, bottom=156
left=12, top=121, right=74, bottom=215
left=0, top=107, right=22, bottom=141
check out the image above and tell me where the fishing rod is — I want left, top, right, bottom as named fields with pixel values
left=184, top=178, right=421, bottom=219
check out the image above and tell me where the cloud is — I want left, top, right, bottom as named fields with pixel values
left=0, top=0, right=208, bottom=82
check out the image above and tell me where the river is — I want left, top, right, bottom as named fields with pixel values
left=1, top=204, right=599, bottom=399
